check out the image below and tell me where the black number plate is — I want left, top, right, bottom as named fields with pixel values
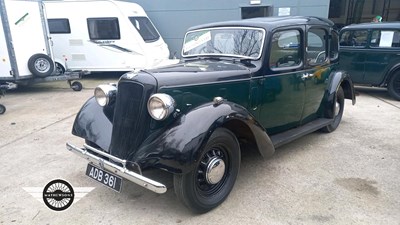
left=86, top=164, right=122, bottom=192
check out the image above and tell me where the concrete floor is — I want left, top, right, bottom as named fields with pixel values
left=0, top=77, right=399, bottom=225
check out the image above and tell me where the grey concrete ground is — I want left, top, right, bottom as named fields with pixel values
left=0, top=77, right=399, bottom=225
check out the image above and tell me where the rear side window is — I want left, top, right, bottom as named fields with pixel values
left=340, top=30, right=368, bottom=47
left=370, top=30, right=400, bottom=48
left=48, top=19, right=70, bottom=34
left=269, top=30, right=302, bottom=69
left=330, top=30, right=339, bottom=60
left=129, top=17, right=160, bottom=42
left=307, top=28, right=327, bottom=65
left=87, top=17, right=120, bottom=40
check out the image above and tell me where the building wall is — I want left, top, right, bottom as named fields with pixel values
left=129, top=0, right=330, bottom=57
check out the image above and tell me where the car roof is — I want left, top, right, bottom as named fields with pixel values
left=187, top=16, right=334, bottom=32
left=341, top=22, right=400, bottom=30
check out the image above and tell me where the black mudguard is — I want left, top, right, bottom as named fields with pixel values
left=327, top=70, right=356, bottom=106
left=129, top=101, right=275, bottom=174
left=72, top=99, right=274, bottom=175
left=72, top=97, right=113, bottom=151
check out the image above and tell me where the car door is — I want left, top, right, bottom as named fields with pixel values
left=339, top=29, right=369, bottom=84
left=301, top=26, right=331, bottom=124
left=364, top=29, right=400, bottom=85
left=256, top=27, right=306, bottom=135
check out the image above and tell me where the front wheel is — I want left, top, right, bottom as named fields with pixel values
left=388, top=72, right=400, bottom=101
left=321, top=86, right=344, bottom=133
left=174, top=128, right=240, bottom=213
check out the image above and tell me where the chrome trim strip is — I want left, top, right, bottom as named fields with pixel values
left=66, top=143, right=167, bottom=194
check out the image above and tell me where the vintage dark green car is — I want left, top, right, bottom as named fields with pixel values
left=339, top=22, right=400, bottom=100
left=67, top=16, right=355, bottom=213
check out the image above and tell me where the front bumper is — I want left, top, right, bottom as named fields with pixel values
left=66, top=143, right=167, bottom=194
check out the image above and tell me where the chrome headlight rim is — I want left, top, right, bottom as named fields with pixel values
left=147, top=93, right=175, bottom=120
left=94, top=84, right=117, bottom=107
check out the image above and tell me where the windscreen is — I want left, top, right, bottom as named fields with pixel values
left=182, top=27, right=265, bottom=59
left=129, top=17, right=160, bottom=42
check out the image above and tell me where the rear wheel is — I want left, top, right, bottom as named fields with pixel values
left=28, top=54, right=54, bottom=78
left=173, top=128, right=240, bottom=213
left=0, top=104, right=5, bottom=114
left=388, top=72, right=400, bottom=100
left=321, top=86, right=344, bottom=133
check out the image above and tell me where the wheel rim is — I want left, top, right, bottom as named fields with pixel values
left=35, top=58, right=51, bottom=73
left=196, top=146, right=229, bottom=196
left=334, top=101, right=341, bottom=117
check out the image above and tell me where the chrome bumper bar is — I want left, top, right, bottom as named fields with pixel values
left=66, top=143, right=167, bottom=194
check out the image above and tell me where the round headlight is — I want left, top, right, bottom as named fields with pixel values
left=147, top=93, right=175, bottom=120
left=94, top=84, right=117, bottom=107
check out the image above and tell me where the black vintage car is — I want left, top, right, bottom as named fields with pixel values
left=339, top=22, right=400, bottom=100
left=67, top=16, right=356, bottom=213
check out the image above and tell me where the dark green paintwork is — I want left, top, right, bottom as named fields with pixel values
left=339, top=24, right=400, bottom=86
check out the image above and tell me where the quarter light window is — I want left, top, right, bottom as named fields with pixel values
left=87, top=17, right=120, bottom=40
left=48, top=19, right=70, bottom=34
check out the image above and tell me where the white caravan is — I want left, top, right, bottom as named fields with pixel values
left=0, top=0, right=56, bottom=82
left=45, top=0, right=173, bottom=73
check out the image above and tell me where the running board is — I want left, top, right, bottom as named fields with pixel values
left=270, top=118, right=333, bottom=148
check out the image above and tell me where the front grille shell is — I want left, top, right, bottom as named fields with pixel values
left=109, top=78, right=156, bottom=159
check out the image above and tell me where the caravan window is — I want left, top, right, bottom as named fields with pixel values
left=129, top=17, right=160, bottom=42
left=87, top=18, right=120, bottom=40
left=48, top=19, right=71, bottom=34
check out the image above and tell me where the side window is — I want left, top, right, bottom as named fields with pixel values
left=307, top=28, right=327, bottom=65
left=339, top=30, right=352, bottom=46
left=352, top=30, right=368, bottom=46
left=129, top=17, right=160, bottom=42
left=330, top=30, right=339, bottom=60
left=48, top=19, right=70, bottom=34
left=87, top=18, right=120, bottom=40
left=269, top=30, right=302, bottom=69
left=339, top=30, right=368, bottom=47
left=370, top=30, right=400, bottom=48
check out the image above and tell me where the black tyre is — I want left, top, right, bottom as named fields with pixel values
left=71, top=81, right=83, bottom=91
left=388, top=72, right=400, bottom=101
left=321, top=86, right=345, bottom=133
left=28, top=54, right=54, bottom=78
left=0, top=104, right=5, bottom=114
left=174, top=128, right=240, bottom=213
left=55, top=62, right=65, bottom=75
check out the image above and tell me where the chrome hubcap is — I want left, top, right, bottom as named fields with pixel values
left=205, top=157, right=225, bottom=184
left=334, top=101, right=340, bottom=117
left=35, top=58, right=50, bottom=73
